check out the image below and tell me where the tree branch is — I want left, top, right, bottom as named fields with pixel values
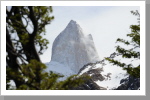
left=28, top=6, right=38, bottom=39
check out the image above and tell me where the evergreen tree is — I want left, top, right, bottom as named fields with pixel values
left=105, top=10, right=140, bottom=78
left=6, top=6, right=88, bottom=90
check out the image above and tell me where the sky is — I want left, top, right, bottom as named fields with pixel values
left=40, top=6, right=140, bottom=63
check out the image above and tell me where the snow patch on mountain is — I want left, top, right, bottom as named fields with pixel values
left=95, top=67, right=128, bottom=90
left=45, top=61, right=76, bottom=81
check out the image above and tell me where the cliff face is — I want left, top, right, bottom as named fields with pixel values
left=51, top=20, right=100, bottom=73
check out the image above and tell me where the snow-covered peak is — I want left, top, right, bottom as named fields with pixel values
left=49, top=20, right=100, bottom=74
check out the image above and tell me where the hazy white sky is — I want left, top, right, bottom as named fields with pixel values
left=40, top=6, right=140, bottom=63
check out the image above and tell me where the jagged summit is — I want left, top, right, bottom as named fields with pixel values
left=49, top=20, right=100, bottom=74
left=62, top=20, right=84, bottom=38
left=69, top=20, right=77, bottom=24
left=66, top=20, right=78, bottom=28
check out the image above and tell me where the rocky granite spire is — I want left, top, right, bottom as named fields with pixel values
left=51, top=20, right=100, bottom=73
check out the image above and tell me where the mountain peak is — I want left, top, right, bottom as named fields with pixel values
left=67, top=20, right=78, bottom=27
left=70, top=20, right=76, bottom=23
left=51, top=20, right=100, bottom=73
left=63, top=20, right=83, bottom=37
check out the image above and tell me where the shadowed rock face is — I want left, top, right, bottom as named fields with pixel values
left=114, top=75, right=140, bottom=90
left=51, top=20, right=99, bottom=73
left=72, top=78, right=107, bottom=90
left=73, top=65, right=106, bottom=90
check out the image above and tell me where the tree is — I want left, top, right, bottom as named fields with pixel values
left=6, top=6, right=54, bottom=89
left=105, top=10, right=140, bottom=78
left=6, top=6, right=88, bottom=90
